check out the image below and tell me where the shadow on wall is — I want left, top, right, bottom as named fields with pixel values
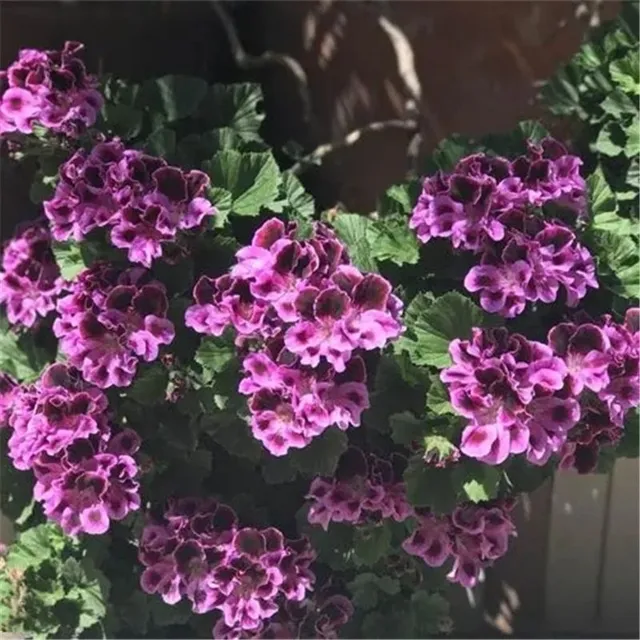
left=242, top=0, right=621, bottom=209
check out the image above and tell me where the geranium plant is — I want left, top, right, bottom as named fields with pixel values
left=0, top=24, right=637, bottom=640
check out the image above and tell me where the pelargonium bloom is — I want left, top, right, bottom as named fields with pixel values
left=213, top=591, right=354, bottom=639
left=186, top=218, right=404, bottom=367
left=240, top=343, right=370, bottom=456
left=0, top=221, right=64, bottom=328
left=0, top=41, right=102, bottom=137
left=402, top=499, right=517, bottom=588
left=554, top=308, right=640, bottom=473
left=53, top=262, right=175, bottom=388
left=441, top=327, right=580, bottom=466
left=306, top=447, right=413, bottom=530
left=43, top=138, right=215, bottom=265
left=138, top=497, right=317, bottom=638
left=5, top=363, right=140, bottom=535
left=410, top=140, right=595, bottom=317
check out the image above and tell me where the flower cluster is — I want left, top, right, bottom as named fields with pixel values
left=441, top=327, right=581, bottom=466
left=43, top=138, right=215, bottom=265
left=186, top=218, right=403, bottom=454
left=0, top=41, right=102, bottom=137
left=138, top=497, right=318, bottom=638
left=306, top=447, right=413, bottom=530
left=0, top=221, right=64, bottom=328
left=555, top=309, right=639, bottom=473
left=4, top=363, right=140, bottom=535
left=240, top=344, right=369, bottom=456
left=53, top=262, right=175, bottom=388
left=402, top=500, right=517, bottom=588
left=410, top=139, right=597, bottom=317
left=443, top=309, right=640, bottom=470
left=213, top=592, right=354, bottom=639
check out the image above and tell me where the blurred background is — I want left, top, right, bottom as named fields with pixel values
left=1, top=1, right=638, bottom=637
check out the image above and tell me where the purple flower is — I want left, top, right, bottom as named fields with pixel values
left=139, top=498, right=317, bottom=637
left=0, top=221, right=64, bottom=328
left=442, top=327, right=579, bottom=466
left=306, top=448, right=413, bottom=530
left=4, top=363, right=141, bottom=535
left=403, top=499, right=517, bottom=588
left=410, top=141, right=593, bottom=318
left=0, top=41, right=102, bottom=137
left=43, top=138, right=215, bottom=264
left=53, top=262, right=175, bottom=388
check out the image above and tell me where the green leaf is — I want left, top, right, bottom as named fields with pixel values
left=431, top=135, right=471, bottom=171
left=377, top=180, right=422, bottom=216
left=600, top=89, right=637, bottom=118
left=390, top=411, right=427, bottom=446
left=609, top=52, right=640, bottom=95
left=425, top=378, right=455, bottom=415
left=368, top=215, right=420, bottom=266
left=625, top=115, right=640, bottom=157
left=149, top=596, right=192, bottom=627
left=347, top=573, right=400, bottom=611
left=396, top=292, right=496, bottom=369
left=455, top=464, right=500, bottom=503
left=331, top=213, right=377, bottom=272
left=6, top=524, right=57, bottom=571
left=0, top=317, right=51, bottom=381
left=204, top=150, right=281, bottom=216
left=363, top=354, right=429, bottom=434
left=626, top=157, right=639, bottom=189
left=423, top=433, right=458, bottom=461
left=278, top=172, right=315, bottom=220
left=101, top=103, right=143, bottom=139
left=591, top=230, right=640, bottom=299
left=194, top=336, right=235, bottom=383
left=261, top=456, right=298, bottom=484
left=200, top=83, right=265, bottom=141
left=289, top=428, right=348, bottom=477
left=588, top=166, right=635, bottom=235
left=207, top=187, right=233, bottom=228
left=353, top=523, right=392, bottom=566
left=517, top=120, right=549, bottom=143
left=140, top=75, right=208, bottom=122
left=410, top=591, right=451, bottom=637
left=29, top=171, right=56, bottom=204
left=144, top=127, right=177, bottom=158
left=594, top=121, right=626, bottom=157
left=127, top=364, right=168, bottom=405
left=52, top=241, right=87, bottom=281
left=404, top=456, right=459, bottom=513
left=116, top=591, right=150, bottom=635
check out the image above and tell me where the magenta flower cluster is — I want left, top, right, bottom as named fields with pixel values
left=240, top=344, right=370, bottom=456
left=306, top=447, right=413, bottom=530
left=43, top=138, right=215, bottom=266
left=213, top=592, right=354, bottom=639
left=442, top=309, right=640, bottom=469
left=186, top=218, right=403, bottom=455
left=556, top=309, right=640, bottom=473
left=3, top=363, right=140, bottom=535
left=0, top=221, right=64, bottom=328
left=410, top=139, right=597, bottom=317
left=402, top=500, right=517, bottom=588
left=0, top=41, right=102, bottom=137
left=442, top=326, right=581, bottom=466
left=138, top=497, right=325, bottom=638
left=53, top=262, right=175, bottom=388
